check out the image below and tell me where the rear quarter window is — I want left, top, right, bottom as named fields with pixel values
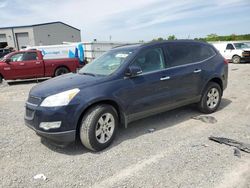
left=165, top=43, right=216, bottom=67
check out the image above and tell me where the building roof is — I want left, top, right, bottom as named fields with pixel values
left=0, top=21, right=80, bottom=31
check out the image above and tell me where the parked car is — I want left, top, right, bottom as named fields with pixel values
left=25, top=40, right=228, bottom=151
left=212, top=42, right=250, bottom=64
left=0, top=50, right=80, bottom=83
left=0, top=48, right=12, bottom=58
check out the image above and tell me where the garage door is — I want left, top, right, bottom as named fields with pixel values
left=0, top=34, right=8, bottom=48
left=16, top=32, right=29, bottom=50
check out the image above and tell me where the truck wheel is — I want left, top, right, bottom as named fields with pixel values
left=54, top=67, right=69, bottom=77
left=80, top=104, right=118, bottom=151
left=232, top=55, right=241, bottom=64
left=198, top=82, right=222, bottom=114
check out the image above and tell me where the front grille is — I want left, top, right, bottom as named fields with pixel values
left=25, top=107, right=35, bottom=120
left=27, top=95, right=42, bottom=105
left=243, top=51, right=250, bottom=57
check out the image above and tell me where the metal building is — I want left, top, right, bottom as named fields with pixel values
left=0, top=22, right=81, bottom=50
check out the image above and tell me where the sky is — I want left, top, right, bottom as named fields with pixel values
left=0, top=0, right=250, bottom=42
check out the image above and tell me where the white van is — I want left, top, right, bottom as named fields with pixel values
left=212, top=42, right=250, bottom=63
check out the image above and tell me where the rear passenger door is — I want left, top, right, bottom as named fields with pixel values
left=20, top=52, right=44, bottom=78
left=161, top=43, right=211, bottom=106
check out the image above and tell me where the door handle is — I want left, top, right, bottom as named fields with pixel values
left=193, top=69, right=202, bottom=73
left=160, top=76, right=170, bottom=81
left=36, top=62, right=41, bottom=64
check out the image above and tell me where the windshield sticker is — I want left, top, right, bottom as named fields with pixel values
left=115, top=54, right=128, bottom=58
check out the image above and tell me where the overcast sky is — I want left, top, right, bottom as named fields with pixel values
left=0, top=0, right=250, bottom=42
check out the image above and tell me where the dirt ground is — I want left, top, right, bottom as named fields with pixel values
left=0, top=64, right=250, bottom=188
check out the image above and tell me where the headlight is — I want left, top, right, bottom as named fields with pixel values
left=40, top=88, right=80, bottom=107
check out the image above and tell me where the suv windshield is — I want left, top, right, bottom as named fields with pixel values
left=79, top=49, right=134, bottom=76
left=233, top=43, right=249, bottom=49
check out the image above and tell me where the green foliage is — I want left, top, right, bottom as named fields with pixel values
left=198, top=34, right=250, bottom=41
left=152, top=35, right=177, bottom=41
left=167, top=35, right=177, bottom=40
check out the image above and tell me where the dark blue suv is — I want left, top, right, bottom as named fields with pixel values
left=25, top=40, right=228, bottom=151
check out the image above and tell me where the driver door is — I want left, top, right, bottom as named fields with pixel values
left=118, top=47, right=168, bottom=121
left=224, top=43, right=235, bottom=60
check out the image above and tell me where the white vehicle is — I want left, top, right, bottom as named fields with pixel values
left=212, top=42, right=250, bottom=64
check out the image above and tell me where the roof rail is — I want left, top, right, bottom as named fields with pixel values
left=112, top=43, right=143, bottom=49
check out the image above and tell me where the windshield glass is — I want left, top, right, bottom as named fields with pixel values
left=79, top=49, right=134, bottom=76
left=233, top=43, right=249, bottom=49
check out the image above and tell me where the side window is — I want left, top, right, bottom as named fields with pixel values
left=10, top=53, right=24, bottom=62
left=133, top=48, right=165, bottom=73
left=165, top=44, right=193, bottom=66
left=199, top=45, right=216, bottom=60
left=22, top=52, right=38, bottom=61
left=226, top=44, right=234, bottom=50
left=166, top=44, right=216, bottom=67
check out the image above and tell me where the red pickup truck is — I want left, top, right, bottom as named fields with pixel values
left=0, top=50, right=80, bottom=83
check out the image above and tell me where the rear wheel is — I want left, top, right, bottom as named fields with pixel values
left=198, top=82, right=222, bottom=114
left=54, top=67, right=69, bottom=77
left=80, top=104, right=118, bottom=151
left=232, top=55, right=241, bottom=64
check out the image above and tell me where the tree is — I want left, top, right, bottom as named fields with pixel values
left=152, top=37, right=165, bottom=42
left=167, top=35, right=177, bottom=40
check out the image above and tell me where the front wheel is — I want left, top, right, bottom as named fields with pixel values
left=198, top=82, right=222, bottom=114
left=80, top=104, right=118, bottom=151
left=232, top=55, right=241, bottom=64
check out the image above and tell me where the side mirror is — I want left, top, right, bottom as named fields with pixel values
left=125, top=65, right=142, bottom=77
left=5, top=58, right=11, bottom=64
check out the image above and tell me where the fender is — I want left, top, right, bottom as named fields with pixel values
left=74, top=96, right=128, bottom=130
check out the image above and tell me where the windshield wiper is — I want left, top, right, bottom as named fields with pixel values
left=79, top=72, right=96, bottom=77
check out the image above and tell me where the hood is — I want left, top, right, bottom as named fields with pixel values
left=30, top=73, right=105, bottom=97
left=243, top=48, right=250, bottom=51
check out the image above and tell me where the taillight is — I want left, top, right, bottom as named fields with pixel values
left=224, top=59, right=229, bottom=64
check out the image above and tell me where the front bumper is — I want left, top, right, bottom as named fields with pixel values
left=25, top=121, right=76, bottom=143
left=241, top=56, right=250, bottom=63
left=24, top=101, right=79, bottom=144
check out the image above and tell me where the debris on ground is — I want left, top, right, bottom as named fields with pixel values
left=201, top=144, right=209, bottom=147
left=234, top=148, right=241, bottom=158
left=192, top=116, right=217, bottom=124
left=33, top=174, right=47, bottom=180
left=209, top=136, right=250, bottom=153
left=191, top=144, right=209, bottom=148
left=147, top=128, right=155, bottom=133
left=231, top=68, right=239, bottom=71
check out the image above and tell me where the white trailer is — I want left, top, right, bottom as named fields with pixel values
left=25, top=41, right=138, bottom=65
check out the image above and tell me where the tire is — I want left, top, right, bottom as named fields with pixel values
left=232, top=55, right=241, bottom=64
left=80, top=104, right=118, bottom=151
left=54, top=67, right=69, bottom=77
left=198, top=82, right=222, bottom=114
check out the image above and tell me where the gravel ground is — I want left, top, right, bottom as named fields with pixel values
left=0, top=64, right=250, bottom=188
